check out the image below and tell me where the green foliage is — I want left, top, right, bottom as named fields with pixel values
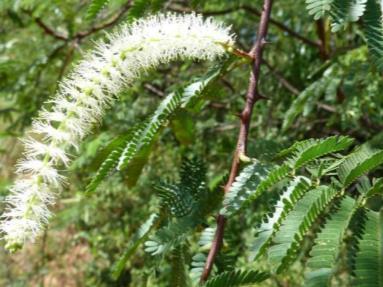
left=127, top=0, right=167, bottom=21
left=306, top=0, right=334, bottom=20
left=364, top=178, right=383, bottom=198
left=268, top=186, right=338, bottom=273
left=144, top=217, right=194, bottom=256
left=203, top=269, right=269, bottom=287
left=221, top=162, right=269, bottom=216
left=306, top=0, right=367, bottom=28
left=281, top=62, right=356, bottom=132
left=86, top=0, right=110, bottom=20
left=250, top=176, right=312, bottom=260
left=111, top=213, right=160, bottom=280
left=170, top=245, right=189, bottom=287
left=306, top=0, right=383, bottom=70
left=190, top=227, right=216, bottom=282
left=145, top=183, right=220, bottom=256
left=214, top=136, right=383, bottom=284
left=2, top=1, right=383, bottom=286
left=286, top=135, right=354, bottom=169
left=354, top=210, right=383, bottom=287
left=304, top=196, right=357, bottom=286
left=85, top=125, right=143, bottom=193
left=142, top=159, right=221, bottom=257
left=337, top=146, right=383, bottom=188
left=86, top=62, right=227, bottom=194
left=155, top=159, right=207, bottom=217
left=222, top=163, right=291, bottom=217
left=116, top=91, right=182, bottom=171
left=363, top=0, right=383, bottom=70
left=282, top=65, right=329, bottom=131
left=330, top=0, right=367, bottom=32
left=231, top=137, right=383, bottom=284
left=225, top=136, right=352, bottom=219
left=156, top=182, right=195, bottom=217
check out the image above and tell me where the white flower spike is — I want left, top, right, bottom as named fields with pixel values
left=1, top=13, right=235, bottom=251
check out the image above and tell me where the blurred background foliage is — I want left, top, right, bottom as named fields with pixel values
left=0, top=0, right=382, bottom=286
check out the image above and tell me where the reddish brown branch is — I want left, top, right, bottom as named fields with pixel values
left=31, top=2, right=131, bottom=42
left=34, top=18, right=68, bottom=41
left=199, top=0, right=274, bottom=283
left=75, top=3, right=131, bottom=39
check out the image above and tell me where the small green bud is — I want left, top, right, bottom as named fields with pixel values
left=239, top=152, right=252, bottom=163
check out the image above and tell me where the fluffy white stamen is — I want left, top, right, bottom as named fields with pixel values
left=23, top=138, right=70, bottom=166
left=1, top=13, right=235, bottom=251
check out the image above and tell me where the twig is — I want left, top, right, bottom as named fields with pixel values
left=28, top=2, right=132, bottom=84
left=75, top=2, right=131, bottom=39
left=263, top=60, right=300, bottom=95
left=209, top=102, right=229, bottom=111
left=199, top=0, right=274, bottom=282
left=30, top=2, right=131, bottom=42
left=317, top=103, right=336, bottom=113
left=220, top=78, right=236, bottom=93
left=212, top=124, right=237, bottom=132
left=34, top=18, right=68, bottom=41
left=144, top=83, right=165, bottom=97
left=58, top=39, right=79, bottom=80
left=169, top=4, right=318, bottom=48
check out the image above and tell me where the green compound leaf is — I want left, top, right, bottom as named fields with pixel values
left=203, top=269, right=269, bottom=287
left=250, top=176, right=312, bottom=260
left=268, top=186, right=339, bottom=273
left=306, top=0, right=334, bottom=20
left=86, top=62, right=227, bottom=194
left=86, top=0, right=110, bottom=20
left=286, top=136, right=354, bottom=169
left=305, top=196, right=358, bottom=287
left=338, top=146, right=383, bottom=188
left=221, top=162, right=270, bottom=216
left=353, top=210, right=383, bottom=287
left=111, top=213, right=160, bottom=280
left=363, top=0, right=383, bottom=71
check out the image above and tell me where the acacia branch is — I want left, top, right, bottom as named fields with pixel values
left=200, top=0, right=273, bottom=282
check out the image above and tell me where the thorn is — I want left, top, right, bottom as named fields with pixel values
left=261, top=39, right=272, bottom=46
